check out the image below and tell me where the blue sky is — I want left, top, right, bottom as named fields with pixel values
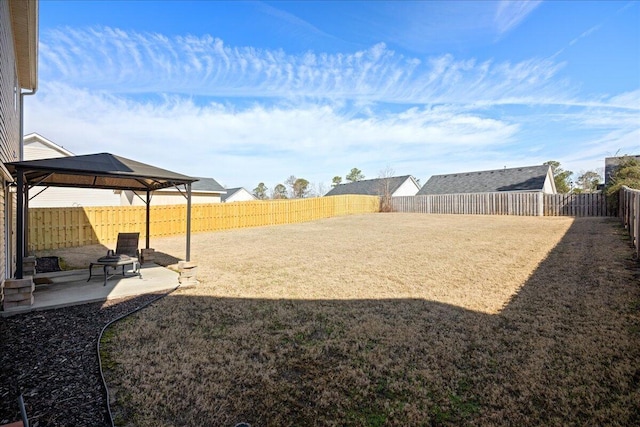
left=25, top=1, right=639, bottom=193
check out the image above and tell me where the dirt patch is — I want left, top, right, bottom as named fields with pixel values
left=94, top=214, right=640, bottom=426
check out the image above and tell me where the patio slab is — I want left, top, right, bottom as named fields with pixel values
left=2, top=263, right=179, bottom=316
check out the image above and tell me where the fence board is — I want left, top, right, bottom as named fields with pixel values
left=28, top=195, right=380, bottom=250
left=619, top=187, right=640, bottom=259
left=393, top=193, right=610, bottom=217
left=544, top=194, right=610, bottom=217
left=393, top=192, right=544, bottom=216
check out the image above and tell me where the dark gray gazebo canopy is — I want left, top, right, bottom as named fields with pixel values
left=6, top=153, right=199, bottom=279
left=6, top=153, right=198, bottom=191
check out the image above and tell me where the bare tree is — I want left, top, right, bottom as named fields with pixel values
left=285, top=175, right=297, bottom=198
left=575, top=170, right=602, bottom=193
left=317, top=182, right=327, bottom=196
left=377, top=166, right=395, bottom=212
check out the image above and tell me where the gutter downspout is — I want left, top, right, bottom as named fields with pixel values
left=20, top=89, right=36, bottom=161
left=16, top=90, right=37, bottom=278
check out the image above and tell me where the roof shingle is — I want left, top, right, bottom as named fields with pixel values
left=325, top=175, right=416, bottom=196
left=418, top=165, right=552, bottom=195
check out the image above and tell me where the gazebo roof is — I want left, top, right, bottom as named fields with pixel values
left=8, top=152, right=199, bottom=278
left=6, top=153, right=198, bottom=191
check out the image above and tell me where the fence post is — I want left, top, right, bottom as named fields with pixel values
left=537, top=192, right=544, bottom=216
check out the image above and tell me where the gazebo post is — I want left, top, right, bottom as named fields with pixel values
left=15, top=169, right=24, bottom=279
left=24, top=181, right=29, bottom=258
left=186, top=183, right=192, bottom=261
left=145, top=190, right=150, bottom=249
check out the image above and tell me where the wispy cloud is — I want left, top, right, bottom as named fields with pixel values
left=40, top=28, right=574, bottom=106
left=256, top=2, right=338, bottom=42
left=29, top=21, right=638, bottom=189
left=25, top=82, right=522, bottom=186
left=494, top=0, right=542, bottom=35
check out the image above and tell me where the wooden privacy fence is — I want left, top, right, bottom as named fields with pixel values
left=392, top=192, right=544, bottom=216
left=620, top=186, right=640, bottom=259
left=543, top=193, right=610, bottom=216
left=392, top=192, right=612, bottom=217
left=28, top=195, right=380, bottom=251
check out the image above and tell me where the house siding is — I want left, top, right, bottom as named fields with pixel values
left=1, top=1, right=21, bottom=279
left=223, top=188, right=256, bottom=203
left=542, top=176, right=555, bottom=194
left=121, top=191, right=222, bottom=206
left=0, top=1, right=21, bottom=166
left=391, top=178, right=420, bottom=197
left=28, top=187, right=122, bottom=208
left=24, top=139, right=71, bottom=159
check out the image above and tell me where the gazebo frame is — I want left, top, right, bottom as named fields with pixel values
left=6, top=153, right=198, bottom=279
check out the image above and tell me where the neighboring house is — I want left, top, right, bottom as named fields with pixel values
left=325, top=175, right=421, bottom=197
left=2, top=0, right=38, bottom=279
left=121, top=177, right=226, bottom=205
left=418, top=165, right=556, bottom=195
left=24, top=133, right=121, bottom=207
left=25, top=134, right=226, bottom=207
left=604, top=155, right=640, bottom=186
left=221, top=187, right=257, bottom=203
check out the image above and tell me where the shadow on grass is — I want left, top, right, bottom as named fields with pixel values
left=101, top=218, right=640, bottom=426
left=151, top=250, right=182, bottom=268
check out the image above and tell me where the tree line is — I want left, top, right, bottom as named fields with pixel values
left=545, top=157, right=639, bottom=194
left=251, top=160, right=639, bottom=200
left=252, top=168, right=368, bottom=200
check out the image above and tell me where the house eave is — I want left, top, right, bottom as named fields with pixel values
left=9, top=0, right=38, bottom=91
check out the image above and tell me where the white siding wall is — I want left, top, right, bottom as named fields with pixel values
left=24, top=139, right=70, bottom=159
left=225, top=189, right=256, bottom=203
left=1, top=1, right=20, bottom=278
left=28, top=187, right=121, bottom=208
left=121, top=191, right=222, bottom=206
left=542, top=176, right=556, bottom=194
left=391, top=178, right=420, bottom=197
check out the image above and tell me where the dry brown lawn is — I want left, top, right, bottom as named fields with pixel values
left=51, top=214, right=640, bottom=426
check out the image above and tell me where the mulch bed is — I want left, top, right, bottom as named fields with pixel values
left=0, top=293, right=166, bottom=426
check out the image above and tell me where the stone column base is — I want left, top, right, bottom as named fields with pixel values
left=178, top=261, right=198, bottom=287
left=141, top=248, right=155, bottom=264
left=2, top=277, right=35, bottom=310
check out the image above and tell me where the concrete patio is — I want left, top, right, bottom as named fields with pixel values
left=2, top=263, right=180, bottom=316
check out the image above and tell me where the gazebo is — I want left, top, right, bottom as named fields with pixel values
left=6, top=153, right=199, bottom=279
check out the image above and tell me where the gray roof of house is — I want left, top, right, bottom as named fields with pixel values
left=604, top=155, right=640, bottom=185
left=191, top=177, right=226, bottom=193
left=417, top=165, right=552, bottom=195
left=325, top=175, right=416, bottom=196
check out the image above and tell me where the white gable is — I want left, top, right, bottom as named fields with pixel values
left=391, top=177, right=420, bottom=197
left=224, top=188, right=257, bottom=203
left=24, top=133, right=74, bottom=160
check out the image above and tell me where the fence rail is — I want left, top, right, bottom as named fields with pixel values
left=543, top=193, right=610, bottom=216
left=392, top=192, right=612, bottom=217
left=28, top=191, right=624, bottom=252
left=28, top=195, right=380, bottom=250
left=620, top=186, right=640, bottom=259
left=393, top=192, right=544, bottom=216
